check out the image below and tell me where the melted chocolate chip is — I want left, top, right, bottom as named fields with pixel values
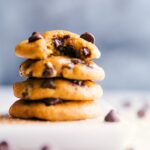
left=71, top=80, right=84, bottom=86
left=71, top=58, right=83, bottom=64
left=42, top=67, right=53, bottom=77
left=82, top=47, right=91, bottom=57
left=53, top=38, right=63, bottom=48
left=43, top=98, right=63, bottom=106
left=63, top=35, right=70, bottom=39
left=59, top=45, right=80, bottom=58
left=53, top=37, right=80, bottom=58
left=22, top=84, right=33, bottom=99
left=22, top=91, right=28, bottom=99
left=104, top=110, right=120, bottom=122
left=28, top=71, right=32, bottom=77
left=0, top=141, right=9, bottom=150
left=80, top=32, right=95, bottom=43
left=41, top=80, right=56, bottom=89
left=28, top=32, right=43, bottom=43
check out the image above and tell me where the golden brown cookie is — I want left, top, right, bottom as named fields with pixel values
left=9, top=99, right=100, bottom=121
left=15, top=30, right=100, bottom=60
left=13, top=78, right=102, bottom=101
left=19, top=56, right=105, bottom=81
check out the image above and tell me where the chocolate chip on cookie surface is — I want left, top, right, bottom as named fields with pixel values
left=15, top=30, right=100, bottom=60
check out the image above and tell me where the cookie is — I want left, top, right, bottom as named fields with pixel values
left=9, top=99, right=100, bottom=121
left=19, top=56, right=105, bottom=81
left=15, top=30, right=100, bottom=60
left=13, top=78, right=102, bottom=101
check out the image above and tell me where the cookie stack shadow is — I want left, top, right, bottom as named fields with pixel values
left=9, top=30, right=105, bottom=121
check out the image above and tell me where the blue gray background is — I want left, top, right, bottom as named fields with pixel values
left=0, top=0, right=150, bottom=89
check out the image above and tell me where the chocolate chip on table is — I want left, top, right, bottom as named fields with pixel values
left=43, top=98, right=63, bottom=106
left=80, top=32, right=95, bottom=43
left=82, top=47, right=91, bottom=57
left=28, top=32, right=43, bottom=43
left=41, top=145, right=50, bottom=150
left=137, top=102, right=149, bottom=118
left=41, top=80, right=56, bottom=89
left=137, top=108, right=146, bottom=118
left=104, top=110, right=120, bottom=122
left=0, top=141, right=9, bottom=150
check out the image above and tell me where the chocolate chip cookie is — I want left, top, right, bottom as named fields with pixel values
left=19, top=56, right=105, bottom=81
left=9, top=99, right=100, bottom=121
left=13, top=78, right=103, bottom=101
left=15, top=30, right=100, bottom=60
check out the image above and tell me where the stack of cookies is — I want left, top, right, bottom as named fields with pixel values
left=9, top=30, right=105, bottom=121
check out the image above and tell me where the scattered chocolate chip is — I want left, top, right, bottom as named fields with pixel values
left=137, top=102, right=149, bottom=118
left=41, top=145, right=50, bottom=150
left=41, top=80, right=56, bottom=89
left=123, top=101, right=131, bottom=108
left=104, top=110, right=120, bottom=122
left=80, top=32, right=95, bottom=43
left=71, top=80, right=84, bottom=86
left=137, top=108, right=146, bottom=118
left=28, top=32, right=43, bottom=43
left=0, top=141, right=9, bottom=150
left=82, top=47, right=91, bottom=57
left=71, top=58, right=83, bottom=64
left=22, top=91, right=28, bottom=99
left=43, top=98, right=63, bottom=106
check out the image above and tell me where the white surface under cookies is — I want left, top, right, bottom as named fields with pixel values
left=1, top=86, right=150, bottom=150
